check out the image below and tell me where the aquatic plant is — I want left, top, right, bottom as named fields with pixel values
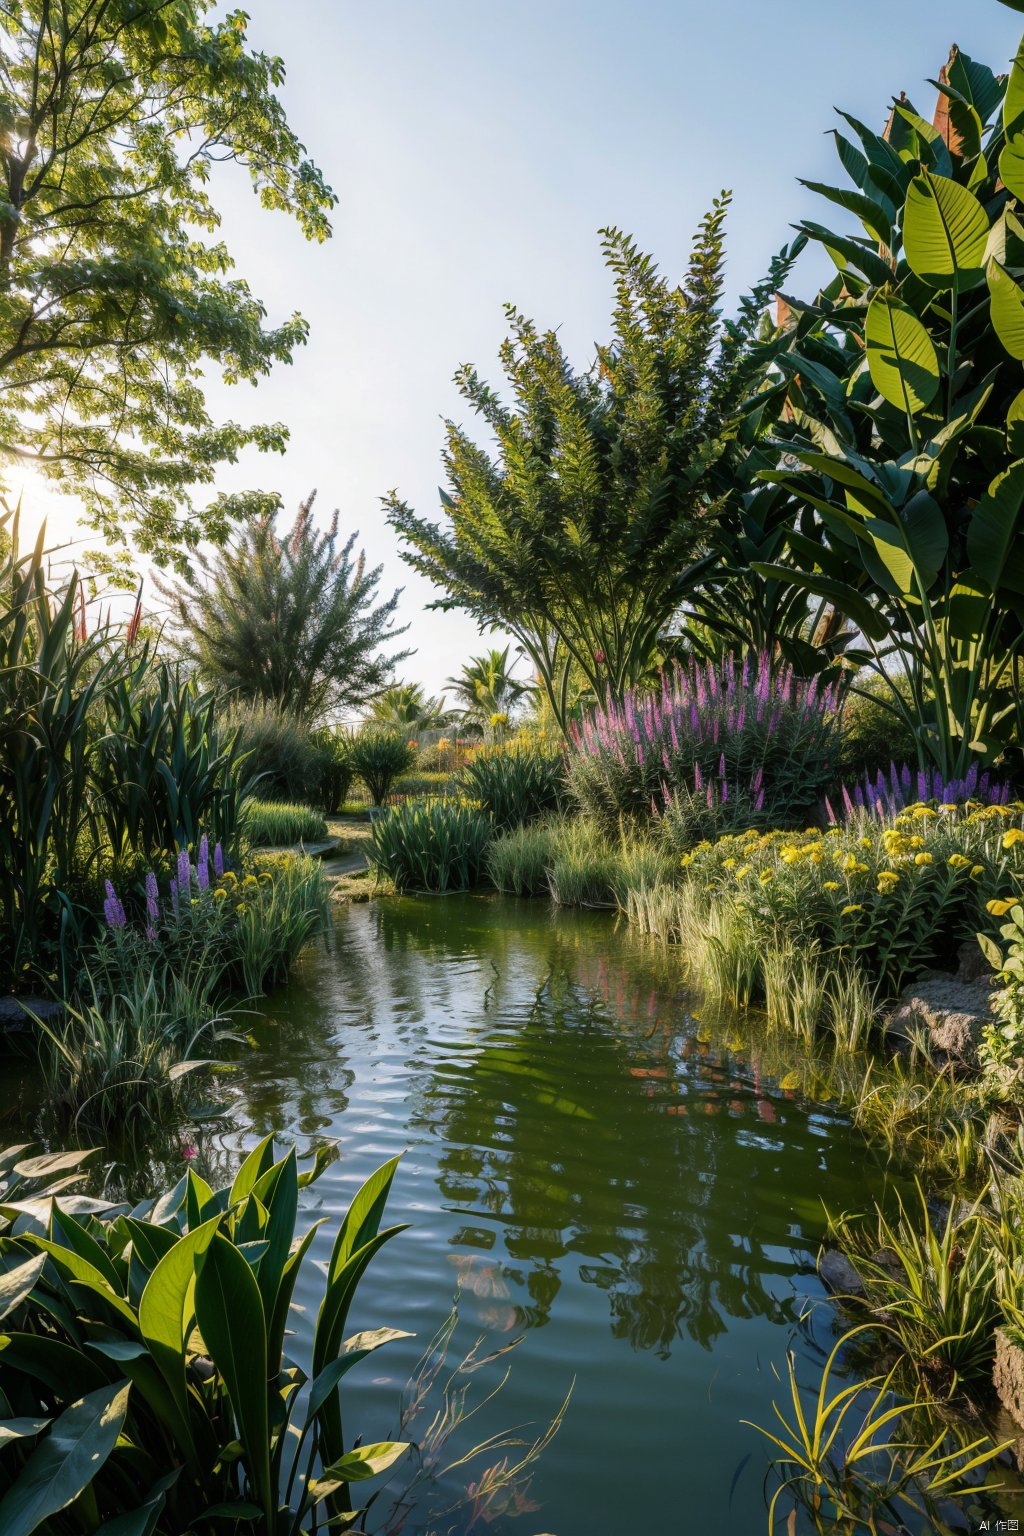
left=567, top=652, right=841, bottom=830
left=368, top=798, right=493, bottom=892
left=243, top=798, right=329, bottom=847
left=487, top=821, right=557, bottom=897
left=746, top=1325, right=1007, bottom=1534
left=0, top=1137, right=410, bottom=1535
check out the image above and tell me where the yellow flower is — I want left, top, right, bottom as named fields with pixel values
left=914, top=852, right=933, bottom=866
left=213, top=888, right=227, bottom=901
left=987, top=898, right=1016, bottom=917
left=971, top=865, right=984, bottom=879
left=722, top=857, right=736, bottom=870
left=877, top=870, right=899, bottom=886
left=859, top=836, right=872, bottom=849
left=679, top=853, right=693, bottom=868
left=759, top=870, right=774, bottom=883
left=222, top=870, right=238, bottom=884
left=912, top=806, right=937, bottom=819
left=243, top=874, right=258, bottom=888
left=840, top=904, right=863, bottom=916
left=823, top=881, right=840, bottom=891
left=1003, top=829, right=1024, bottom=849
left=947, top=854, right=970, bottom=868
left=736, top=865, right=751, bottom=879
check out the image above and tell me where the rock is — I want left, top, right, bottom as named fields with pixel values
left=885, top=974, right=996, bottom=1069
left=0, top=996, right=62, bottom=1038
left=818, top=1249, right=865, bottom=1297
left=957, top=938, right=993, bottom=984
left=995, top=1327, right=1024, bottom=1431
left=868, top=1246, right=906, bottom=1283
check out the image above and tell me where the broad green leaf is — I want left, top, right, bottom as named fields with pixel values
left=902, top=172, right=989, bottom=288
left=987, top=258, right=1024, bottom=359
left=0, top=1418, right=49, bottom=1449
left=1005, top=41, right=1024, bottom=136
left=750, top=564, right=889, bottom=642
left=947, top=48, right=1002, bottom=126
left=229, top=1135, right=276, bottom=1207
left=1008, top=389, right=1024, bottom=456
left=0, top=1381, right=130, bottom=1536
left=865, top=293, right=940, bottom=415
left=305, top=1328, right=413, bottom=1425
left=12, top=1150, right=95, bottom=1181
left=32, top=1238, right=139, bottom=1331
left=947, top=575, right=990, bottom=642
left=138, top=1214, right=220, bottom=1455
left=316, top=1440, right=410, bottom=1486
left=0, top=1333, right=106, bottom=1399
left=902, top=489, right=950, bottom=584
left=194, top=1234, right=273, bottom=1528
left=798, top=180, right=892, bottom=245
left=0, top=1255, right=45, bottom=1321
left=967, top=462, right=1024, bottom=590
left=93, top=1476, right=172, bottom=1536
left=1000, top=136, right=1024, bottom=202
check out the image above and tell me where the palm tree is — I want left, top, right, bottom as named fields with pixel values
left=446, top=647, right=532, bottom=739
left=367, top=682, right=452, bottom=734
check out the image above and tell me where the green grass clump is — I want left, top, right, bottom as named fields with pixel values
left=243, top=799, right=329, bottom=846
left=546, top=820, right=674, bottom=909
left=487, top=822, right=557, bottom=896
left=461, top=748, right=566, bottom=831
left=368, top=798, right=492, bottom=892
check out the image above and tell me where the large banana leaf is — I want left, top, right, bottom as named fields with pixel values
left=902, top=172, right=989, bottom=288
left=865, top=293, right=940, bottom=414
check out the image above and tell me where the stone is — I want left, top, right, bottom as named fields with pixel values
left=818, top=1249, right=865, bottom=1297
left=885, top=974, right=996, bottom=1069
left=995, top=1327, right=1024, bottom=1431
left=957, top=938, right=993, bottom=984
left=0, top=995, right=62, bottom=1037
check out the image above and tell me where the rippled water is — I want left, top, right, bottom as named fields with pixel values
left=0, top=893, right=907, bottom=1533
left=209, top=894, right=901, bottom=1535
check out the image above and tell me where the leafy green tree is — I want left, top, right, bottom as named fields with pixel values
left=446, top=645, right=531, bottom=735
left=386, top=216, right=801, bottom=732
left=156, top=494, right=408, bottom=724
left=755, top=42, right=1024, bottom=777
left=0, top=0, right=334, bottom=572
left=367, top=682, right=451, bottom=733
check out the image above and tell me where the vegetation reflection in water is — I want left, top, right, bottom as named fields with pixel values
left=0, top=895, right=913, bottom=1533
left=182, top=893, right=908, bottom=1536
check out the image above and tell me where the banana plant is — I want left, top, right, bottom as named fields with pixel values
left=0, top=1137, right=410, bottom=1535
left=754, top=41, right=1024, bottom=779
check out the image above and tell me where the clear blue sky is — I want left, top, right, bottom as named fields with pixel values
left=25, top=1, right=1023, bottom=701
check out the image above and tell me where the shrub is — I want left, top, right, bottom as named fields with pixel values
left=487, top=822, right=557, bottom=896
left=460, top=747, right=566, bottom=831
left=243, top=799, right=329, bottom=847
left=367, top=798, right=492, bottom=892
left=310, top=726, right=354, bottom=811
left=226, top=702, right=328, bottom=803
left=0, top=1138, right=409, bottom=1535
left=676, top=801, right=1024, bottom=1000
left=96, top=841, right=327, bottom=1000
left=350, top=730, right=417, bottom=805
left=567, top=653, right=841, bottom=831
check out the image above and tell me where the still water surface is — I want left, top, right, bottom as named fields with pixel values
left=201, top=894, right=902, bottom=1536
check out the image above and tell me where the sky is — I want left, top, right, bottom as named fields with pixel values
left=16, top=0, right=1024, bottom=696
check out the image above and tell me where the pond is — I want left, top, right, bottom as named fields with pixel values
left=224, top=894, right=903, bottom=1535
left=0, top=894, right=906, bottom=1534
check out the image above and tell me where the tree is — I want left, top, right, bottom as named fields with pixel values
left=386, top=215, right=802, bottom=732
left=755, top=43, right=1024, bottom=778
left=156, top=493, right=409, bottom=724
left=445, top=645, right=531, bottom=735
left=366, top=682, right=451, bottom=733
left=0, top=0, right=335, bottom=572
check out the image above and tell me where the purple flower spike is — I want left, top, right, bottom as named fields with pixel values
left=146, top=871, right=159, bottom=925
left=214, top=842, right=225, bottom=878
left=103, top=879, right=126, bottom=929
left=177, top=846, right=191, bottom=894
left=197, top=834, right=209, bottom=891
left=169, top=876, right=179, bottom=916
